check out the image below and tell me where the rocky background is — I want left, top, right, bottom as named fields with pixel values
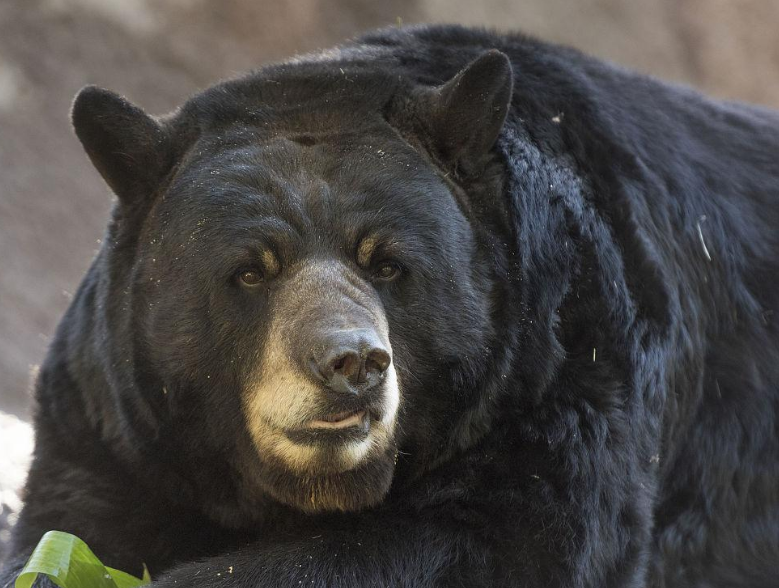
left=2, top=0, right=779, bottom=563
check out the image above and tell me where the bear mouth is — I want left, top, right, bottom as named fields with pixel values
left=284, top=410, right=371, bottom=445
left=309, top=410, right=367, bottom=429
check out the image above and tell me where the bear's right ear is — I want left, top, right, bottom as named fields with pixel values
left=72, top=86, right=169, bottom=205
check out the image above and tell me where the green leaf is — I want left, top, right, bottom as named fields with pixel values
left=15, top=531, right=150, bottom=588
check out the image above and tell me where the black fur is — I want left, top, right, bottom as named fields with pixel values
left=3, top=24, right=779, bottom=587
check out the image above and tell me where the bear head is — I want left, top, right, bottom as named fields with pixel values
left=69, top=50, right=517, bottom=523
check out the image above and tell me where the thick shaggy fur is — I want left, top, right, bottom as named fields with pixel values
left=3, top=25, right=779, bottom=588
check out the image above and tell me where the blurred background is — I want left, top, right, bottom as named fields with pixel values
left=2, top=0, right=779, bottom=559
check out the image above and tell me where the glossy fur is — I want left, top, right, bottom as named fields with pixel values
left=2, top=25, right=779, bottom=588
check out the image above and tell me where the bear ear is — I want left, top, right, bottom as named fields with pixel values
left=427, top=50, right=513, bottom=175
left=72, top=86, right=169, bottom=205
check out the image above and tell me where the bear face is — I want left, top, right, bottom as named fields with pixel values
left=139, top=125, right=492, bottom=513
left=70, top=51, right=514, bottom=517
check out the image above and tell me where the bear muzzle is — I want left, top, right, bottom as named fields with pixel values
left=242, top=261, right=401, bottom=475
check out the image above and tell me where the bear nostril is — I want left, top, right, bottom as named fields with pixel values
left=331, top=355, right=347, bottom=372
left=365, top=348, right=391, bottom=376
left=330, top=352, right=361, bottom=383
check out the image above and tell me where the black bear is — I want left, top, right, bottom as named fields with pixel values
left=2, top=24, right=779, bottom=588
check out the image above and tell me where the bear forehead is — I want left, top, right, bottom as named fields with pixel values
left=150, top=128, right=472, bottom=265
left=162, top=129, right=460, bottom=232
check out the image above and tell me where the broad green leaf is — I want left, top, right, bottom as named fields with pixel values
left=15, top=531, right=149, bottom=588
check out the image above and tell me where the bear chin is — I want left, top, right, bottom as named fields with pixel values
left=254, top=447, right=398, bottom=514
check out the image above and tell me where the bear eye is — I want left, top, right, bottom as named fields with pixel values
left=237, top=269, right=264, bottom=287
left=373, top=261, right=402, bottom=282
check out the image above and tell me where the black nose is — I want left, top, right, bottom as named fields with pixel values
left=310, top=329, right=391, bottom=394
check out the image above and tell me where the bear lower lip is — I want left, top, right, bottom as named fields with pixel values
left=308, top=410, right=366, bottom=429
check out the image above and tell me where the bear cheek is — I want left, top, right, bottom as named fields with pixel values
left=240, top=320, right=326, bottom=473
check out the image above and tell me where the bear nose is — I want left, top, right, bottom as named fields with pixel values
left=310, top=330, right=391, bottom=394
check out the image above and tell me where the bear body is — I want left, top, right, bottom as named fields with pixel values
left=2, top=25, right=779, bottom=588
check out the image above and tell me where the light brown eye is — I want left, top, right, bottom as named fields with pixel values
left=238, top=269, right=264, bottom=286
left=374, top=262, right=402, bottom=282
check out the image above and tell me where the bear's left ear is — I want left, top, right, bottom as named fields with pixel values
left=72, top=86, right=171, bottom=206
left=426, top=50, right=513, bottom=175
